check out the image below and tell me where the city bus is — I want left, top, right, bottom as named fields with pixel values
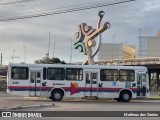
left=7, top=63, right=149, bottom=102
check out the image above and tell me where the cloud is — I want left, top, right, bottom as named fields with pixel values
left=0, top=0, right=160, bottom=64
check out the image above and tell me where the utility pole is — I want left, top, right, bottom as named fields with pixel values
left=12, top=50, right=15, bottom=63
left=23, top=46, right=26, bottom=63
left=0, top=53, right=2, bottom=68
left=138, top=28, right=141, bottom=58
left=112, top=34, right=116, bottom=60
left=46, top=32, right=50, bottom=58
left=53, top=43, right=56, bottom=58
left=69, top=38, right=72, bottom=63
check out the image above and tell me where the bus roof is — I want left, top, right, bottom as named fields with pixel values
left=9, top=63, right=147, bottom=70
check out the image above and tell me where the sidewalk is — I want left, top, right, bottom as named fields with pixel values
left=0, top=93, right=55, bottom=110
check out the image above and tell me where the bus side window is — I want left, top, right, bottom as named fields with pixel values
left=137, top=75, right=141, bottom=84
left=93, top=73, right=97, bottom=79
left=30, top=72, right=35, bottom=83
left=100, top=69, right=118, bottom=81
left=37, top=72, right=40, bottom=78
left=43, top=68, right=46, bottom=80
left=11, top=67, right=28, bottom=80
left=86, top=73, right=90, bottom=84
left=66, top=68, right=83, bottom=81
left=119, top=69, right=135, bottom=82
left=47, top=68, right=65, bottom=80
left=13, top=74, right=19, bottom=79
left=92, top=73, right=97, bottom=84
left=142, top=74, right=146, bottom=82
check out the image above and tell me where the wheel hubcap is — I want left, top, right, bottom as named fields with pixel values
left=54, top=93, right=61, bottom=99
left=123, top=94, right=129, bottom=100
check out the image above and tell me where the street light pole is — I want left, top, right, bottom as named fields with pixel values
left=12, top=50, right=15, bottom=63
left=53, top=43, right=56, bottom=58
left=23, top=46, right=26, bottom=63
left=46, top=32, right=50, bottom=58
left=0, top=53, right=2, bottom=68
left=139, top=28, right=141, bottom=40
left=112, top=34, right=116, bottom=60
left=138, top=28, right=141, bottom=58
left=69, top=38, right=72, bottom=63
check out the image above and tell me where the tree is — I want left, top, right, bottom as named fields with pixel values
left=35, top=57, right=66, bottom=64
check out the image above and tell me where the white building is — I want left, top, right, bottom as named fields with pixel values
left=98, top=43, right=136, bottom=61
left=137, top=32, right=160, bottom=58
left=98, top=43, right=123, bottom=60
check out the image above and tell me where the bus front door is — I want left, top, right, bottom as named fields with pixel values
left=29, top=70, right=42, bottom=97
left=137, top=73, right=147, bottom=97
left=85, top=72, right=98, bottom=98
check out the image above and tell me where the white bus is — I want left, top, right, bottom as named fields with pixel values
left=7, top=63, right=149, bottom=102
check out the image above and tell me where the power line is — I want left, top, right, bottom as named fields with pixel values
left=0, top=0, right=106, bottom=18
left=0, top=0, right=135, bottom=17
left=0, top=0, right=34, bottom=6
left=0, top=0, right=136, bottom=22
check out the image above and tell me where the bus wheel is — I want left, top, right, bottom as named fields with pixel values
left=120, top=91, right=131, bottom=102
left=114, top=98, right=121, bottom=102
left=51, top=90, right=63, bottom=101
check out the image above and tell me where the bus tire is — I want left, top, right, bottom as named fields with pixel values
left=51, top=90, right=64, bottom=101
left=120, top=91, right=131, bottom=102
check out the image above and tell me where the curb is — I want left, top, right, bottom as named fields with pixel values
left=0, top=103, right=55, bottom=110
left=133, top=99, right=160, bottom=101
left=24, top=97, right=48, bottom=100
left=147, top=98, right=160, bottom=100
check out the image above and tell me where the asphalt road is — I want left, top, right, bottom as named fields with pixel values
left=3, top=99, right=159, bottom=120
left=20, top=99, right=160, bottom=111
left=0, top=92, right=160, bottom=120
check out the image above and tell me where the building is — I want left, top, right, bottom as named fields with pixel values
left=137, top=32, right=160, bottom=58
left=123, top=45, right=136, bottom=59
left=98, top=43, right=136, bottom=61
left=97, top=32, right=160, bottom=93
left=98, top=43, right=123, bottom=61
left=137, top=31, right=160, bottom=92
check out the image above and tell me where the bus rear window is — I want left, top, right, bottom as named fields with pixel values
left=11, top=67, right=29, bottom=80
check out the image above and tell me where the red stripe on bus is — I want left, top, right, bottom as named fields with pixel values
left=8, top=86, right=137, bottom=91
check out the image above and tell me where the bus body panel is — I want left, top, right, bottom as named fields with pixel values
left=7, top=63, right=150, bottom=101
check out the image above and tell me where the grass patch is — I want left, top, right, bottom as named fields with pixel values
left=149, top=96, right=160, bottom=98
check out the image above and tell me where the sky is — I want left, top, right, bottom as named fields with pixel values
left=0, top=0, right=160, bottom=65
